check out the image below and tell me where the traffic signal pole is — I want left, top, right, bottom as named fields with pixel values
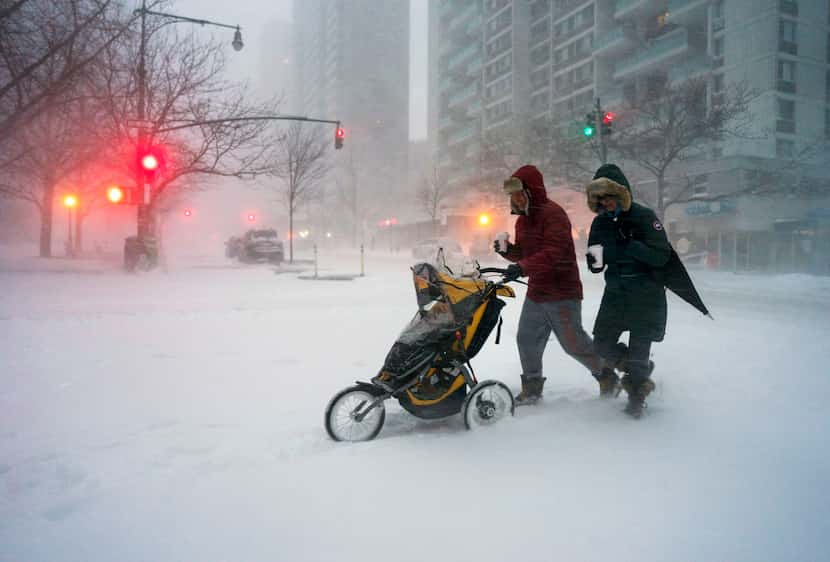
left=136, top=0, right=148, bottom=240
left=595, top=98, right=607, bottom=165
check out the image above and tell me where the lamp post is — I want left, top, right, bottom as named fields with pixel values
left=133, top=0, right=243, bottom=242
left=63, top=194, right=78, bottom=257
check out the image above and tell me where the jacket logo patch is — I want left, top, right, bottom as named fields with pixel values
left=653, top=220, right=663, bottom=231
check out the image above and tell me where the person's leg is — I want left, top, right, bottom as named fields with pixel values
left=621, top=334, right=655, bottom=418
left=545, top=300, right=604, bottom=374
left=516, top=297, right=552, bottom=402
left=517, top=297, right=553, bottom=378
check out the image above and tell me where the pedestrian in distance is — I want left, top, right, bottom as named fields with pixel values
left=495, top=164, right=618, bottom=405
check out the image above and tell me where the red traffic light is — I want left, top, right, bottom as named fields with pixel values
left=602, top=112, right=615, bottom=125
left=141, top=154, right=159, bottom=171
left=107, top=186, right=125, bottom=204
left=336, top=127, right=345, bottom=139
left=247, top=213, right=256, bottom=222
left=334, top=126, right=345, bottom=149
left=183, top=208, right=192, bottom=217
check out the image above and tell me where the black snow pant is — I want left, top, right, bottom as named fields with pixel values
left=594, top=330, right=653, bottom=386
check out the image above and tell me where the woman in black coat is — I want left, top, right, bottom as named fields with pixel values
left=586, top=164, right=671, bottom=418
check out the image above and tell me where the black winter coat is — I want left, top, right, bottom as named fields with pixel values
left=587, top=201, right=672, bottom=342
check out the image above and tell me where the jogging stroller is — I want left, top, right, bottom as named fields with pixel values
left=325, top=260, right=519, bottom=442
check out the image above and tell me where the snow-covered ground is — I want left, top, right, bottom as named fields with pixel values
left=1, top=248, right=829, bottom=562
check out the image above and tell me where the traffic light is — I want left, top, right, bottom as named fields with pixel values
left=583, top=113, right=596, bottom=138
left=601, top=111, right=615, bottom=136
left=334, top=126, right=345, bottom=149
left=137, top=146, right=164, bottom=182
left=107, top=185, right=126, bottom=204
left=247, top=213, right=256, bottom=222
left=183, top=208, right=192, bottom=217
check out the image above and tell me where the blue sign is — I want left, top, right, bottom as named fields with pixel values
left=684, top=199, right=736, bottom=217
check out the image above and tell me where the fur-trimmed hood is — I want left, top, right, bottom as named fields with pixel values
left=586, top=177, right=632, bottom=214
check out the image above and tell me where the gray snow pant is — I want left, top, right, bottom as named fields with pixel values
left=517, top=298, right=604, bottom=380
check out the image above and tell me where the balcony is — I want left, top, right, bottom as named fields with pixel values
left=554, top=0, right=592, bottom=18
left=613, top=27, right=690, bottom=80
left=614, top=0, right=652, bottom=20
left=594, top=26, right=636, bottom=58
left=448, top=43, right=480, bottom=71
left=666, top=0, right=708, bottom=25
left=667, top=55, right=711, bottom=83
left=598, top=88, right=623, bottom=109
left=447, top=81, right=478, bottom=107
left=448, top=123, right=479, bottom=145
left=448, top=4, right=478, bottom=34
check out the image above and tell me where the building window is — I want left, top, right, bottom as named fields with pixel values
left=777, top=60, right=796, bottom=93
left=777, top=98, right=796, bottom=133
left=779, top=20, right=798, bottom=55
left=780, top=0, right=798, bottom=17
left=713, top=36, right=724, bottom=63
left=691, top=174, right=709, bottom=198
left=776, top=138, right=795, bottom=159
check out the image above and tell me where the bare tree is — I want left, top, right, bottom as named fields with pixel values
left=0, top=0, right=133, bottom=142
left=0, top=88, right=109, bottom=256
left=92, top=22, right=279, bottom=241
left=609, top=77, right=753, bottom=218
left=416, top=166, right=451, bottom=236
left=268, top=122, right=331, bottom=263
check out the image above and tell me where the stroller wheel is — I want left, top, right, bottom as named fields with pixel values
left=462, top=380, right=515, bottom=430
left=325, top=385, right=386, bottom=442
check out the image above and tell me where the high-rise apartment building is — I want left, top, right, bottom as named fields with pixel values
left=429, top=0, right=830, bottom=273
left=292, top=0, right=410, bottom=228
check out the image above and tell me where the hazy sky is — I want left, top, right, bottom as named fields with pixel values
left=172, top=0, right=428, bottom=140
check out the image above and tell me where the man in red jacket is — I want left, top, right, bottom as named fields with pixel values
left=496, top=165, right=616, bottom=404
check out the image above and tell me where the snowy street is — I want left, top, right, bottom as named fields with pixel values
left=1, top=251, right=829, bottom=562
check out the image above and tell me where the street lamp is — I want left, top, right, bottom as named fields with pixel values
left=232, top=26, right=244, bottom=51
left=132, top=0, right=244, bottom=256
left=63, top=194, right=78, bottom=257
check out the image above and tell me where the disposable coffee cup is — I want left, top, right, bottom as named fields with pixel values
left=496, top=232, right=510, bottom=253
left=588, top=244, right=603, bottom=268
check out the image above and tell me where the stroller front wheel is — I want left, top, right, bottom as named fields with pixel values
left=462, top=380, right=515, bottom=430
left=325, top=385, right=386, bottom=442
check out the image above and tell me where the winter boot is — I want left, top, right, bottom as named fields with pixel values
left=620, top=375, right=656, bottom=419
left=594, top=368, right=620, bottom=398
left=515, top=375, right=546, bottom=405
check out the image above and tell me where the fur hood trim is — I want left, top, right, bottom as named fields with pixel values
left=586, top=177, right=632, bottom=213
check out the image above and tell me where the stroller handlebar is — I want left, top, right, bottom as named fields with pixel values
left=478, top=267, right=509, bottom=275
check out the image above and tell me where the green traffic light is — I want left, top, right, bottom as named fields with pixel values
left=583, top=126, right=595, bottom=137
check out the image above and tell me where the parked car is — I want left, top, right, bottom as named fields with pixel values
left=226, top=229, right=284, bottom=264
left=411, top=237, right=466, bottom=264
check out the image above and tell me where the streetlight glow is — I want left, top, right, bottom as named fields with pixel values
left=63, top=194, right=78, bottom=208
left=107, top=186, right=125, bottom=204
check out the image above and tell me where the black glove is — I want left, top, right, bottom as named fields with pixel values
left=493, top=240, right=514, bottom=255
left=504, top=263, right=523, bottom=282
left=586, top=252, right=603, bottom=273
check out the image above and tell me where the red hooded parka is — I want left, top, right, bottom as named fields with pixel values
left=502, top=165, right=583, bottom=302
